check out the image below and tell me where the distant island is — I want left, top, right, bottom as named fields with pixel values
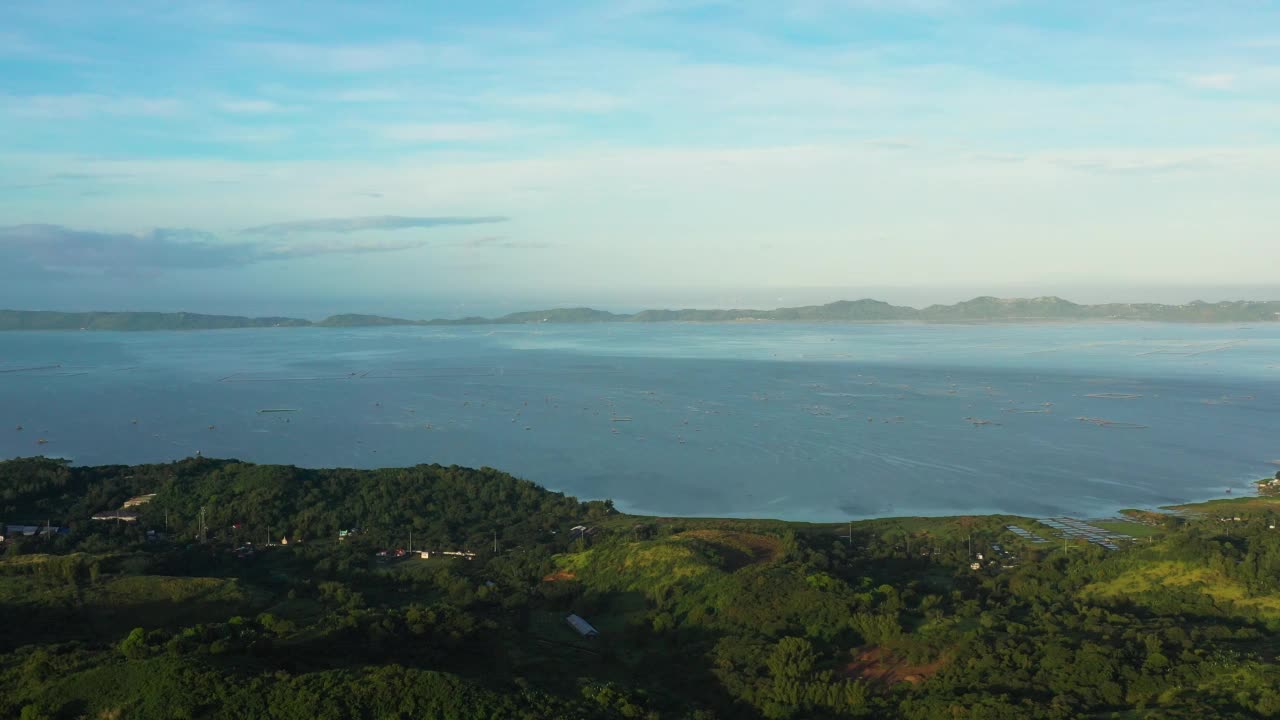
left=3, top=295, right=1280, bottom=331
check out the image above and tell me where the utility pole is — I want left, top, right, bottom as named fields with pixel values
left=968, top=534, right=972, bottom=558
left=409, top=528, right=413, bottom=553
left=493, top=529, right=498, bottom=554
left=200, top=506, right=207, bottom=543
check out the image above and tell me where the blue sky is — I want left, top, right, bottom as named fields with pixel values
left=1, top=0, right=1278, bottom=315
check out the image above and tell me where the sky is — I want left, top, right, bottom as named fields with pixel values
left=1, top=0, right=1278, bottom=317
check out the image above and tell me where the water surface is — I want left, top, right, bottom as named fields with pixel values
left=2, top=322, right=1277, bottom=521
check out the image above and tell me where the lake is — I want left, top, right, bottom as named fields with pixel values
left=2, top=322, right=1278, bottom=521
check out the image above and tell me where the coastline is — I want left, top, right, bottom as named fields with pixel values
left=4, top=295, right=1279, bottom=330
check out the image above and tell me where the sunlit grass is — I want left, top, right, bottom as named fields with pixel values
left=1083, top=561, right=1280, bottom=617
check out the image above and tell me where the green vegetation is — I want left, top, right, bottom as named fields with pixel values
left=314, top=313, right=419, bottom=327
left=4, top=456, right=1280, bottom=718
left=1090, top=519, right=1165, bottom=538
left=5, top=295, right=1280, bottom=331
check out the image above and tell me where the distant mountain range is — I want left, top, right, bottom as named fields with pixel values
left=3, top=296, right=1279, bottom=331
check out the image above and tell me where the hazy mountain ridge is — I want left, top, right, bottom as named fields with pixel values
left=3, top=296, right=1279, bottom=330
left=0, top=309, right=310, bottom=331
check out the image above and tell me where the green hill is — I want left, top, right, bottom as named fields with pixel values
left=5, top=456, right=1280, bottom=718
left=314, top=313, right=419, bottom=327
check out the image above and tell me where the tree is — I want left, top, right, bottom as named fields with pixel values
left=120, top=627, right=150, bottom=660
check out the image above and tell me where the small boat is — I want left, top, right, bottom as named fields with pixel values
left=36, top=438, right=48, bottom=444
left=611, top=416, right=633, bottom=422
left=257, top=408, right=299, bottom=414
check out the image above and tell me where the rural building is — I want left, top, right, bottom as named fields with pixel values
left=91, top=510, right=140, bottom=522
left=122, top=494, right=157, bottom=508
left=418, top=550, right=477, bottom=560
left=565, top=614, right=599, bottom=638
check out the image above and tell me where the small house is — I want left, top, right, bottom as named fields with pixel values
left=566, top=614, right=599, bottom=638
left=91, top=510, right=140, bottom=522
left=122, top=494, right=157, bottom=508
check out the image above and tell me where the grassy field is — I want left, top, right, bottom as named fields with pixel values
left=1090, top=519, right=1164, bottom=538
left=1083, top=560, right=1280, bottom=617
left=1167, top=495, right=1280, bottom=515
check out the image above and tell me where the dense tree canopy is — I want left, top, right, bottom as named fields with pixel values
left=3, top=457, right=1280, bottom=719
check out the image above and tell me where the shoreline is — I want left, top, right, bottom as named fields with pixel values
left=5, top=454, right=1271, bottom=525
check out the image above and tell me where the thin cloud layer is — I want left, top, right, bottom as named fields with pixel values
left=241, top=215, right=507, bottom=236
left=460, top=236, right=552, bottom=249
left=0, top=223, right=460, bottom=275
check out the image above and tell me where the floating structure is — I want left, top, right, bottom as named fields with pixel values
left=1076, top=417, right=1148, bottom=429
left=1005, top=525, right=1050, bottom=544
left=256, top=408, right=299, bottom=414
left=1085, top=393, right=1143, bottom=400
left=1039, top=517, right=1131, bottom=551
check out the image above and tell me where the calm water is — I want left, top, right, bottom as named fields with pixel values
left=2, top=323, right=1278, bottom=521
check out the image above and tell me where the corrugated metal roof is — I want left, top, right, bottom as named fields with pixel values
left=565, top=614, right=599, bottom=637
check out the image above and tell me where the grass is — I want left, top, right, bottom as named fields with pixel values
left=672, top=530, right=784, bottom=570
left=0, top=570, right=272, bottom=649
left=1167, top=495, right=1280, bottom=514
left=1082, top=561, right=1280, bottom=617
left=1090, top=519, right=1164, bottom=538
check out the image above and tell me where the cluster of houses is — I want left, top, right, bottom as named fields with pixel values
left=3, top=494, right=161, bottom=545
left=375, top=548, right=478, bottom=560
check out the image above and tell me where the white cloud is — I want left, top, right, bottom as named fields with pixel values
left=498, top=91, right=628, bottom=113
left=204, top=127, right=296, bottom=144
left=218, top=98, right=290, bottom=114
left=331, top=88, right=403, bottom=102
left=241, top=41, right=469, bottom=72
left=377, top=122, right=531, bottom=143
left=1185, top=73, right=1236, bottom=90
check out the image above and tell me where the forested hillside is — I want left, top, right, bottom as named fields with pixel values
left=3, top=457, right=1280, bottom=718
